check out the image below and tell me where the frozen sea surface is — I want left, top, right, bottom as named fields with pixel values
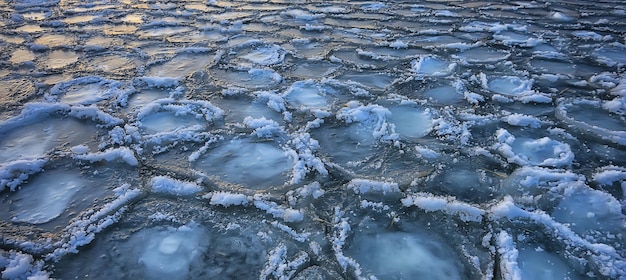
left=1, top=0, right=626, bottom=279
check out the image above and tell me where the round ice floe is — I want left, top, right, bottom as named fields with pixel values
left=551, top=186, right=625, bottom=235
left=493, top=31, right=542, bottom=47
left=283, top=80, right=328, bottom=110
left=0, top=116, right=98, bottom=164
left=192, top=139, right=294, bottom=189
left=555, top=99, right=626, bottom=146
left=135, top=100, right=223, bottom=136
left=593, top=46, right=626, bottom=67
left=482, top=75, right=551, bottom=103
left=485, top=76, right=533, bottom=96
left=40, top=50, right=80, bottom=70
left=435, top=167, right=499, bottom=203
left=347, top=231, right=463, bottom=279
left=138, top=111, right=206, bottom=135
left=335, top=72, right=396, bottom=91
left=240, top=44, right=286, bottom=66
left=124, top=88, right=172, bottom=110
left=494, top=129, right=574, bottom=167
left=453, top=47, right=510, bottom=64
left=215, top=99, right=283, bottom=124
left=212, top=68, right=282, bottom=90
left=146, top=51, right=215, bottom=78
left=137, top=224, right=206, bottom=280
left=336, top=101, right=394, bottom=142
left=5, top=170, right=84, bottom=224
left=517, top=246, right=584, bottom=280
left=500, top=166, right=584, bottom=198
left=47, top=77, right=123, bottom=105
left=411, top=55, right=456, bottom=77
left=387, top=104, right=433, bottom=139
left=289, top=60, right=339, bottom=79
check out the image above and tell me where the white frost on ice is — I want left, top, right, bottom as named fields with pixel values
left=150, top=175, right=202, bottom=196
left=205, top=191, right=250, bottom=207
left=488, top=197, right=626, bottom=278
left=336, top=101, right=396, bottom=142
left=495, top=231, right=522, bottom=280
left=593, top=166, right=626, bottom=190
left=243, top=116, right=284, bottom=138
left=46, top=76, right=128, bottom=105
left=253, top=194, right=304, bottom=223
left=260, top=244, right=309, bottom=280
left=0, top=159, right=46, bottom=191
left=347, top=178, right=399, bottom=194
left=1, top=250, right=50, bottom=280
left=502, top=113, right=545, bottom=128
left=401, top=192, right=485, bottom=222
left=74, top=147, right=139, bottom=166
left=48, top=184, right=141, bottom=261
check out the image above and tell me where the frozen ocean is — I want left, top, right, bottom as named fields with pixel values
left=1, top=0, right=625, bottom=279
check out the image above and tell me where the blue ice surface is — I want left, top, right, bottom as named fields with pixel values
left=0, top=0, right=625, bottom=279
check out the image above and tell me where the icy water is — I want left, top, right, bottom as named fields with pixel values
left=1, top=0, right=626, bottom=279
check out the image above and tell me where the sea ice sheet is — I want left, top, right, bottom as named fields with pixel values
left=1, top=0, right=626, bottom=279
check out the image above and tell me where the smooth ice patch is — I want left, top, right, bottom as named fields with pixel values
left=335, top=72, right=395, bottom=91
left=289, top=61, right=338, bottom=79
left=346, top=231, right=463, bottom=279
left=387, top=104, right=432, bottom=139
left=137, top=224, right=206, bottom=280
left=192, top=139, right=294, bottom=189
left=493, top=31, right=542, bottom=47
left=215, top=99, right=283, bottom=124
left=0, top=118, right=98, bottom=164
left=412, top=55, right=456, bottom=77
left=283, top=80, right=328, bottom=110
left=6, top=170, right=84, bottom=224
left=124, top=88, right=171, bottom=110
left=138, top=111, right=206, bottom=135
left=212, top=68, right=282, bottom=90
left=486, top=76, right=533, bottom=96
left=422, top=85, right=464, bottom=105
left=146, top=52, right=214, bottom=78
left=434, top=167, right=498, bottom=203
left=453, top=47, right=510, bottom=64
left=551, top=186, right=625, bottom=235
left=41, top=50, right=79, bottom=70
left=518, top=246, right=584, bottom=280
